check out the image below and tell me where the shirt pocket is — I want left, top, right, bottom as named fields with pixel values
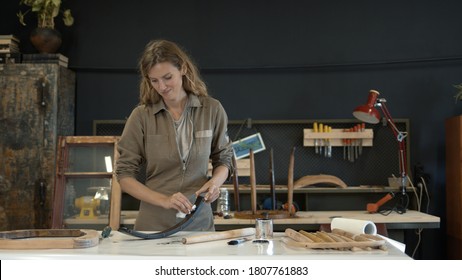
left=194, top=130, right=213, bottom=157
left=146, top=134, right=171, bottom=159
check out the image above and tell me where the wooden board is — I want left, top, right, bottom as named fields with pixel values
left=0, top=229, right=99, bottom=249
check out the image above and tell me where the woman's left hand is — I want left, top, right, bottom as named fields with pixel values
left=196, top=180, right=220, bottom=203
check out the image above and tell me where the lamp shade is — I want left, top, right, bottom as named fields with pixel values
left=353, top=90, right=381, bottom=124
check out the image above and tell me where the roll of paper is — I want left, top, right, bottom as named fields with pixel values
left=330, top=218, right=377, bottom=235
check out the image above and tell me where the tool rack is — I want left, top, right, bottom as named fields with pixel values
left=303, top=128, right=373, bottom=147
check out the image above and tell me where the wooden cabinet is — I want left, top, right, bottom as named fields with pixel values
left=0, top=64, right=75, bottom=230
left=445, top=115, right=462, bottom=259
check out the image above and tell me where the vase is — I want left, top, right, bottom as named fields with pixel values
left=30, top=27, right=62, bottom=54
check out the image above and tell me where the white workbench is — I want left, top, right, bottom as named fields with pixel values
left=0, top=231, right=410, bottom=260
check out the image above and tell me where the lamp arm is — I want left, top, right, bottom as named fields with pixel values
left=379, top=102, right=407, bottom=142
left=379, top=102, right=408, bottom=194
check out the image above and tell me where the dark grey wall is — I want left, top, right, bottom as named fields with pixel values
left=3, top=0, right=462, bottom=259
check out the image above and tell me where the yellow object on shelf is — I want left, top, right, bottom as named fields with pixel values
left=75, top=196, right=100, bottom=219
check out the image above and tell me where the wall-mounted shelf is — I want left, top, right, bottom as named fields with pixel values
left=303, top=128, right=373, bottom=147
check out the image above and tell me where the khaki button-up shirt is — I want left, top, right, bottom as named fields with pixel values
left=116, top=95, right=234, bottom=231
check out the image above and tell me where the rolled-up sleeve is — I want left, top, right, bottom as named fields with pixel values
left=210, top=101, right=234, bottom=180
left=116, top=107, right=145, bottom=181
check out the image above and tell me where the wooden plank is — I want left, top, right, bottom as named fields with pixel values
left=0, top=229, right=99, bottom=249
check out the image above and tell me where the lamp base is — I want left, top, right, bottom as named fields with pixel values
left=394, top=192, right=409, bottom=214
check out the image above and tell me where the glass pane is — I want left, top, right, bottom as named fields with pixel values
left=67, top=145, right=114, bottom=172
left=63, top=177, right=111, bottom=226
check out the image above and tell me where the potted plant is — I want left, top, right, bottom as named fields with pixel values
left=17, top=0, right=74, bottom=53
left=454, top=84, right=462, bottom=103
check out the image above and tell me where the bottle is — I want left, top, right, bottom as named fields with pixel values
left=216, top=188, right=230, bottom=216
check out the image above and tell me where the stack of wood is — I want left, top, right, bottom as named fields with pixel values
left=0, top=35, right=21, bottom=64
left=283, top=228, right=387, bottom=251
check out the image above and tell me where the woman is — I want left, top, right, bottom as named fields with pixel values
left=116, top=39, right=234, bottom=231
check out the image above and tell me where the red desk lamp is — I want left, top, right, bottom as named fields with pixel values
left=353, top=89, right=409, bottom=213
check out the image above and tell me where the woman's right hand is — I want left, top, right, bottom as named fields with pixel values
left=166, top=192, right=194, bottom=213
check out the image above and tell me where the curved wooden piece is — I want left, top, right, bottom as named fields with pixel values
left=294, top=174, right=348, bottom=189
left=0, top=229, right=99, bottom=249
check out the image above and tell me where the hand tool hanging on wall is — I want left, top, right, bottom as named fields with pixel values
left=348, top=128, right=353, bottom=162
left=353, top=125, right=359, bottom=160
left=313, top=122, right=319, bottom=154
left=327, top=125, right=332, bottom=158
left=359, top=123, right=365, bottom=155
left=323, top=124, right=328, bottom=157
left=318, top=123, right=324, bottom=155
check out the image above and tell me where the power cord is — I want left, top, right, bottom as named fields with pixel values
left=376, top=174, right=430, bottom=259
left=409, top=176, right=430, bottom=259
left=377, top=192, right=409, bottom=215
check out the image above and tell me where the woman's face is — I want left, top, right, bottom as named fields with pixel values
left=148, top=62, right=185, bottom=102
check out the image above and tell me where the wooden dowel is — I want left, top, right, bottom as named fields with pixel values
left=287, top=147, right=295, bottom=216
left=232, top=155, right=240, bottom=212
left=182, top=228, right=255, bottom=244
left=250, top=149, right=257, bottom=215
left=269, top=148, right=276, bottom=210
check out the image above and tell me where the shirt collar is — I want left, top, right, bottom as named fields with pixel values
left=151, top=94, right=202, bottom=115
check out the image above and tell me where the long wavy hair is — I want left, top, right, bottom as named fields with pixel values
left=138, top=40, right=208, bottom=105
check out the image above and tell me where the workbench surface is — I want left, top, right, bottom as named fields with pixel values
left=0, top=231, right=411, bottom=260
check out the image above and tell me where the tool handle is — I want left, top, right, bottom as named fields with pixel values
left=367, top=193, right=394, bottom=213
